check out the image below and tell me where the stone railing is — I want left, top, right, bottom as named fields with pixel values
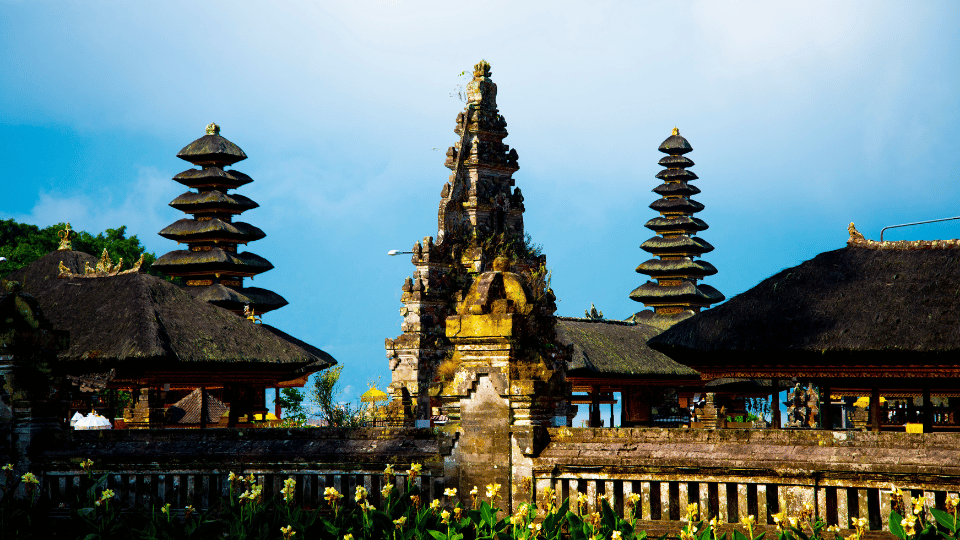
left=524, top=427, right=960, bottom=535
left=43, top=467, right=447, bottom=511
left=534, top=470, right=959, bottom=534
left=34, top=426, right=454, bottom=511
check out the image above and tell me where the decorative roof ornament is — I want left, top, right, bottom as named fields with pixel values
left=243, top=304, right=262, bottom=324
left=629, top=128, right=724, bottom=329
left=206, top=122, right=220, bottom=135
left=584, top=303, right=604, bottom=320
left=57, top=223, right=76, bottom=251
left=847, top=221, right=960, bottom=250
left=58, top=249, right=144, bottom=278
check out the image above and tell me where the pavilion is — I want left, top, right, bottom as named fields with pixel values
left=649, top=224, right=960, bottom=432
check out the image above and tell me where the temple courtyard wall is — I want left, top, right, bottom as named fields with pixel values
left=17, top=425, right=959, bottom=537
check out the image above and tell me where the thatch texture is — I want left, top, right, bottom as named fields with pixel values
left=152, top=248, right=273, bottom=276
left=556, top=317, right=698, bottom=378
left=167, top=388, right=228, bottom=424
left=158, top=218, right=266, bottom=243
left=7, top=251, right=335, bottom=373
left=169, top=190, right=259, bottom=213
left=173, top=168, right=253, bottom=190
left=649, top=245, right=960, bottom=376
left=188, top=284, right=288, bottom=313
left=177, top=134, right=247, bottom=166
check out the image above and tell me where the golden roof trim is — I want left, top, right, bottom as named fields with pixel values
left=847, top=222, right=960, bottom=250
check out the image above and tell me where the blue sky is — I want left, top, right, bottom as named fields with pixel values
left=2, top=1, right=959, bottom=411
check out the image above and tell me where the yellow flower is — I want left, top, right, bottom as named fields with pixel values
left=627, top=492, right=641, bottom=507
left=324, top=487, right=342, bottom=504
left=384, top=464, right=394, bottom=476
left=612, top=531, right=622, bottom=540
left=407, top=463, right=422, bottom=477
left=742, top=514, right=756, bottom=538
left=470, top=486, right=479, bottom=496
left=912, top=496, right=926, bottom=515
left=394, top=516, right=407, bottom=529
left=444, top=487, right=457, bottom=497
left=1, top=464, right=13, bottom=471
left=282, top=477, right=296, bottom=503
left=80, top=459, right=94, bottom=471
left=354, top=486, right=368, bottom=502
left=454, top=507, right=463, bottom=520
left=381, top=484, right=394, bottom=498
left=344, top=535, right=354, bottom=540
left=430, top=498, right=441, bottom=510
left=100, top=488, right=115, bottom=500
left=162, top=503, right=171, bottom=515
left=21, top=472, right=39, bottom=485
left=441, top=509, right=451, bottom=523
left=486, top=483, right=501, bottom=500
left=280, top=525, right=296, bottom=540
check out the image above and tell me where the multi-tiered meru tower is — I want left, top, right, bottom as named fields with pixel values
left=152, top=123, right=287, bottom=315
left=629, top=128, right=724, bottom=329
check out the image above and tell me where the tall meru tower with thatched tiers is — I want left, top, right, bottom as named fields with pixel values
left=152, top=123, right=287, bottom=316
left=629, top=128, right=724, bottom=329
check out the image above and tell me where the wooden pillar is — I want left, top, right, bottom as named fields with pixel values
left=274, top=387, right=282, bottom=419
left=821, top=384, right=832, bottom=430
left=589, top=387, right=601, bottom=427
left=870, top=386, right=881, bottom=432
left=610, top=400, right=615, bottom=428
left=922, top=387, right=932, bottom=433
left=227, top=385, right=237, bottom=428
left=772, top=379, right=781, bottom=429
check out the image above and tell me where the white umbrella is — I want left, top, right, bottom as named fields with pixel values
left=92, top=414, right=111, bottom=430
left=70, top=412, right=84, bottom=427
left=74, top=415, right=97, bottom=430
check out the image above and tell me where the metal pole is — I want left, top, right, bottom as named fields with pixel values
left=880, top=216, right=960, bottom=241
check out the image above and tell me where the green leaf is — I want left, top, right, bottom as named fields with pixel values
left=930, top=508, right=958, bottom=533
left=428, top=531, right=447, bottom=540
left=890, top=511, right=908, bottom=540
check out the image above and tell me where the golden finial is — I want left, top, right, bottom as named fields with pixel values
left=206, top=122, right=220, bottom=135
left=58, top=260, right=70, bottom=277
left=57, top=223, right=75, bottom=251
left=671, top=127, right=679, bottom=136
left=244, top=304, right=262, bottom=324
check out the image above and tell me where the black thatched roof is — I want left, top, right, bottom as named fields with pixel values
left=649, top=245, right=960, bottom=377
left=152, top=248, right=273, bottom=276
left=158, top=218, right=266, bottom=243
left=169, top=190, right=259, bottom=214
left=177, top=128, right=247, bottom=167
left=173, top=168, right=253, bottom=190
left=188, top=284, right=288, bottom=314
left=6, top=251, right=335, bottom=375
left=556, top=317, right=698, bottom=379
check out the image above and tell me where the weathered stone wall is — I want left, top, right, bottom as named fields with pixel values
left=32, top=427, right=455, bottom=510
left=528, top=427, right=960, bottom=537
